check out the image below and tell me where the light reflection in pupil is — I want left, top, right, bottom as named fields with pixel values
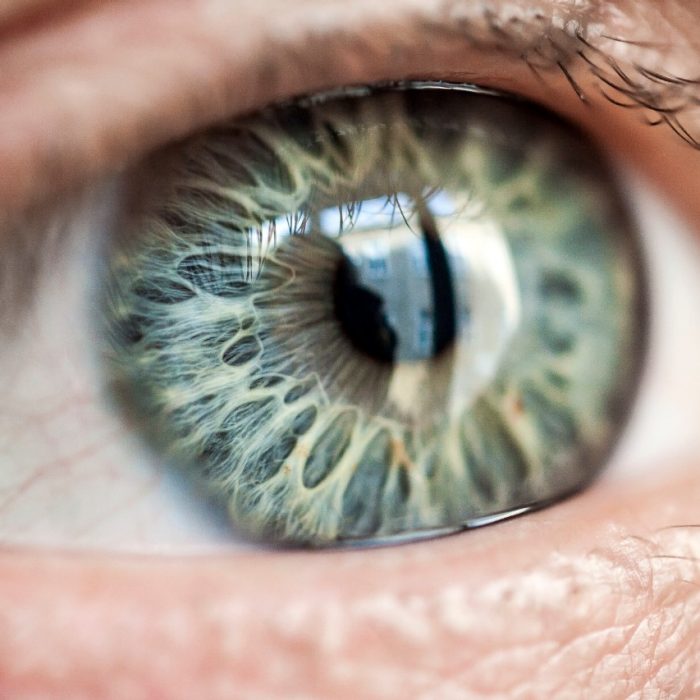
left=328, top=194, right=465, bottom=364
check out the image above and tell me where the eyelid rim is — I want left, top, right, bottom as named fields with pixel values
left=290, top=80, right=510, bottom=107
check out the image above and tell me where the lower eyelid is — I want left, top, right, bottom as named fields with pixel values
left=1, top=465, right=700, bottom=696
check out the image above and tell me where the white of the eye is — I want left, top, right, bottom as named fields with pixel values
left=606, top=169, right=700, bottom=479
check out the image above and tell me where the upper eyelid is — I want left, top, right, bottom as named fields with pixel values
left=0, top=0, right=696, bottom=224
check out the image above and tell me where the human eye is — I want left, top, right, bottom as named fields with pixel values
left=2, top=0, right=700, bottom=693
left=1, top=0, right=697, bottom=553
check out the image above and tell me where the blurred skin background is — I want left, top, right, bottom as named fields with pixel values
left=0, top=0, right=700, bottom=697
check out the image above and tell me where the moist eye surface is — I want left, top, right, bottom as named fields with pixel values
left=101, top=83, right=646, bottom=547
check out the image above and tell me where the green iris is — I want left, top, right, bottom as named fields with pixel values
left=102, top=83, right=646, bottom=547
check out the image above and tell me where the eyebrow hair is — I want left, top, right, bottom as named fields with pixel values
left=0, top=0, right=697, bottom=227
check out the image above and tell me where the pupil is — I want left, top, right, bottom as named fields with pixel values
left=332, top=198, right=458, bottom=363
left=333, top=255, right=398, bottom=363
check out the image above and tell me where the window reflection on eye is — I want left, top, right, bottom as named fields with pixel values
left=0, top=0, right=699, bottom=556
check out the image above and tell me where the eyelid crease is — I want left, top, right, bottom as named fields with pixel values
left=0, top=0, right=697, bottom=224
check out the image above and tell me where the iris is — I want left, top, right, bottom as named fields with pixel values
left=102, top=83, right=646, bottom=546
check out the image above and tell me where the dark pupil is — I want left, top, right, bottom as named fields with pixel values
left=333, top=256, right=398, bottom=363
left=332, top=202, right=458, bottom=364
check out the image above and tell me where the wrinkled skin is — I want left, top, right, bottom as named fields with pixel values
left=1, top=0, right=700, bottom=697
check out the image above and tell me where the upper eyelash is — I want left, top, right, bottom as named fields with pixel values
left=417, top=2, right=700, bottom=150
left=573, top=32, right=700, bottom=149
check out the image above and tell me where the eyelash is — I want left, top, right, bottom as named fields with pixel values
left=574, top=38, right=700, bottom=148
left=418, top=5, right=700, bottom=149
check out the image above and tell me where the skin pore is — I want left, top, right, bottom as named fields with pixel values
left=1, top=0, right=700, bottom=697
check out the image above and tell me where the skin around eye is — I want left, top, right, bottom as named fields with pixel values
left=1, top=0, right=700, bottom=697
left=101, top=84, right=646, bottom=547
